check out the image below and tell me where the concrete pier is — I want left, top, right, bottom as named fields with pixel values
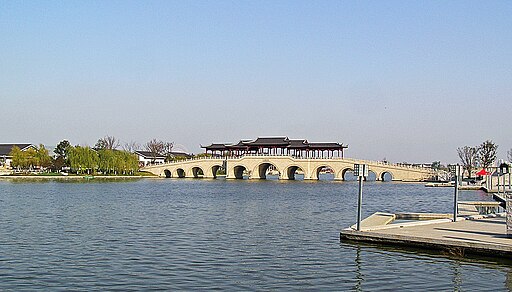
left=341, top=213, right=512, bottom=258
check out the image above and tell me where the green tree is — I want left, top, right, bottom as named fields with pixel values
left=24, top=147, right=37, bottom=170
left=54, top=140, right=71, bottom=167
left=9, top=146, right=23, bottom=170
left=68, top=146, right=99, bottom=174
left=36, top=144, right=52, bottom=170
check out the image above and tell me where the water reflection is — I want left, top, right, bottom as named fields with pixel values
left=354, top=245, right=363, bottom=292
left=345, top=240, right=512, bottom=291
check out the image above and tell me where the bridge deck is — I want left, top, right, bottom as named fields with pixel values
left=141, top=155, right=435, bottom=181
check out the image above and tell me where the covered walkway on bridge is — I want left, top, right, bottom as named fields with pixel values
left=201, top=137, right=348, bottom=159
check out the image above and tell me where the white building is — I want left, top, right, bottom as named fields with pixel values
left=0, top=144, right=36, bottom=168
left=135, top=150, right=166, bottom=167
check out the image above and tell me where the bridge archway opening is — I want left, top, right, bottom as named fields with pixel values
left=342, top=168, right=357, bottom=181
left=317, top=166, right=335, bottom=181
left=176, top=168, right=185, bottom=178
left=164, top=169, right=172, bottom=178
left=287, top=166, right=304, bottom=180
left=381, top=172, right=393, bottom=182
left=192, top=167, right=204, bottom=178
left=257, top=163, right=280, bottom=180
left=211, top=165, right=225, bottom=179
left=365, top=170, right=377, bottom=182
left=233, top=165, right=247, bottom=179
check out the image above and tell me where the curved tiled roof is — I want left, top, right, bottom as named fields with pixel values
left=0, top=144, right=34, bottom=156
left=201, top=137, right=348, bottom=151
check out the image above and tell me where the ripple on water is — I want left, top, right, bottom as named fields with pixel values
left=0, top=179, right=510, bottom=290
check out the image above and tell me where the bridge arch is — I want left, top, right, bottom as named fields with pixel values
left=254, top=162, right=281, bottom=180
left=365, top=170, right=377, bottom=181
left=164, top=169, right=172, bottom=178
left=233, top=165, right=248, bottom=179
left=192, top=167, right=204, bottom=178
left=211, top=164, right=224, bottom=179
left=314, top=165, right=335, bottom=180
left=286, top=165, right=304, bottom=180
left=380, top=171, right=394, bottom=182
left=340, top=168, right=356, bottom=181
left=176, top=168, right=185, bottom=178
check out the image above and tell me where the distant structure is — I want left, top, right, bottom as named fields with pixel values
left=201, top=136, right=347, bottom=159
left=135, top=150, right=193, bottom=167
left=0, top=144, right=35, bottom=168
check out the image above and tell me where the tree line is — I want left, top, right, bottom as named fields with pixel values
left=456, top=140, right=511, bottom=178
left=9, top=135, right=180, bottom=175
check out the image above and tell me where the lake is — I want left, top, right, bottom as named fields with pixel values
left=0, top=178, right=510, bottom=290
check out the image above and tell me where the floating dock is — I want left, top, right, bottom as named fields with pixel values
left=341, top=212, right=512, bottom=258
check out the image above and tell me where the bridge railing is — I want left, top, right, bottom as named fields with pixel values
left=142, top=154, right=433, bottom=171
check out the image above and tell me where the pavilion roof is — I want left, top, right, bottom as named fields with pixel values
left=288, top=139, right=309, bottom=148
left=307, top=142, right=347, bottom=149
left=200, top=143, right=230, bottom=150
left=201, top=137, right=348, bottom=151
left=243, top=137, right=290, bottom=146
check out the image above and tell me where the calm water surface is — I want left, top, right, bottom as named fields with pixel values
left=0, top=178, right=511, bottom=291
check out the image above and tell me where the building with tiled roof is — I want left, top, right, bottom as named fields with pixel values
left=201, top=136, right=347, bottom=158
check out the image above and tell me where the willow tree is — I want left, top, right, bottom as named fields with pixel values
left=97, top=149, right=139, bottom=175
left=68, top=146, right=99, bottom=174
left=36, top=144, right=52, bottom=170
left=9, top=146, right=23, bottom=171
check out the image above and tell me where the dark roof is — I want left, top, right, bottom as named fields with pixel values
left=169, top=151, right=192, bottom=158
left=244, top=137, right=290, bottom=146
left=228, top=140, right=251, bottom=149
left=201, top=137, right=348, bottom=151
left=201, top=143, right=230, bottom=150
left=0, top=144, right=34, bottom=156
left=288, top=139, right=309, bottom=149
left=307, top=142, right=347, bottom=149
left=135, top=150, right=165, bottom=159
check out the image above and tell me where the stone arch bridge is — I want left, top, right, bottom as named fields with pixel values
left=141, top=155, right=435, bottom=181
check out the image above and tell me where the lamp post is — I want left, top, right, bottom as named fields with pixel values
left=354, top=164, right=368, bottom=231
left=450, top=164, right=463, bottom=222
left=499, top=162, right=509, bottom=195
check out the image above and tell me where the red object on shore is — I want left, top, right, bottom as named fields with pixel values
left=476, top=168, right=491, bottom=176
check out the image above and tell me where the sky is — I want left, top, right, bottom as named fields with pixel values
left=1, top=1, right=511, bottom=164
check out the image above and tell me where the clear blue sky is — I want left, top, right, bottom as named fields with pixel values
left=1, top=1, right=511, bottom=163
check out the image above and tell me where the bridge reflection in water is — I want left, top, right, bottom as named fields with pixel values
left=142, top=154, right=435, bottom=182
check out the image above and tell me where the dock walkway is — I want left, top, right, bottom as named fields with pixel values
left=341, top=214, right=512, bottom=258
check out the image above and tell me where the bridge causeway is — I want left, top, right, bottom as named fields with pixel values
left=141, top=154, right=435, bottom=181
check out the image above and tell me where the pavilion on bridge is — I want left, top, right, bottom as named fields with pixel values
left=201, top=137, right=347, bottom=159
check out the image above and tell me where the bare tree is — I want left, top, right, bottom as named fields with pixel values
left=95, top=135, right=120, bottom=150
left=457, top=146, right=478, bottom=178
left=477, top=140, right=498, bottom=168
left=122, top=141, right=140, bottom=153
left=145, top=139, right=164, bottom=163
left=508, top=148, right=512, bottom=163
left=162, top=142, right=175, bottom=162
